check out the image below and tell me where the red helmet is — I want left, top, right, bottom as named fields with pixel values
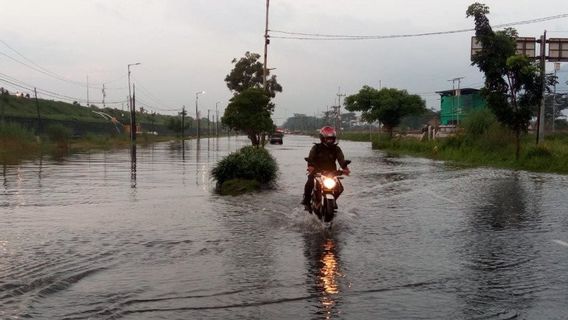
left=319, top=126, right=337, bottom=145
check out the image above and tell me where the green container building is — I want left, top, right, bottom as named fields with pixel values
left=437, top=88, right=486, bottom=125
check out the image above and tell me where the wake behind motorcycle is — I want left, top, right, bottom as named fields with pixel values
left=305, top=159, right=351, bottom=226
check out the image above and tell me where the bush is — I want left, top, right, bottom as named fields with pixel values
left=46, top=124, right=71, bottom=145
left=524, top=145, right=553, bottom=159
left=0, top=122, right=39, bottom=164
left=211, top=146, right=278, bottom=186
left=462, top=108, right=497, bottom=139
left=481, top=122, right=515, bottom=152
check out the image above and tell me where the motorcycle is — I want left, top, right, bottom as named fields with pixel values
left=305, top=159, right=351, bottom=226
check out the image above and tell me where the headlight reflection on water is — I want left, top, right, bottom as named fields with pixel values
left=319, top=239, right=341, bottom=318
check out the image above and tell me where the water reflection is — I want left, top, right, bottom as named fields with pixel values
left=303, top=232, right=343, bottom=319
left=468, top=172, right=535, bottom=231
left=459, top=173, right=543, bottom=318
left=130, top=144, right=136, bottom=188
left=2, top=164, right=7, bottom=191
left=195, top=139, right=200, bottom=185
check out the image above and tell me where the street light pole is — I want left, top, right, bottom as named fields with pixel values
left=195, top=91, right=205, bottom=139
left=216, top=101, right=220, bottom=138
left=127, top=62, right=141, bottom=143
left=207, top=109, right=211, bottom=137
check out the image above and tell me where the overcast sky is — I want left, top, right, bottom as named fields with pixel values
left=1, top=0, right=567, bottom=124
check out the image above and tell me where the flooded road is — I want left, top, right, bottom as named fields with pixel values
left=2, top=135, right=568, bottom=319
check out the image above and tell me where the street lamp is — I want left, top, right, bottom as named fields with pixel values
left=207, top=109, right=212, bottom=137
left=215, top=101, right=220, bottom=138
left=195, top=91, right=205, bottom=139
left=127, top=62, right=141, bottom=142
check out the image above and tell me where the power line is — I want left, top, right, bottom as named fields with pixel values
left=270, top=13, right=568, bottom=40
left=0, top=73, right=125, bottom=105
left=0, top=40, right=126, bottom=90
left=130, top=76, right=170, bottom=107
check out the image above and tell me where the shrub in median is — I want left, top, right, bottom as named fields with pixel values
left=211, top=146, right=278, bottom=194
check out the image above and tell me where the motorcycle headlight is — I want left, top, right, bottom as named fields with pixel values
left=323, top=177, right=336, bottom=189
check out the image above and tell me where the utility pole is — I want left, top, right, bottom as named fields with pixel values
left=127, top=62, right=141, bottom=143
left=553, top=62, right=560, bottom=133
left=195, top=91, right=205, bottom=139
left=456, top=77, right=463, bottom=125
left=448, top=77, right=464, bottom=126
left=0, top=88, right=5, bottom=125
left=336, top=88, right=345, bottom=136
left=102, top=84, right=106, bottom=108
left=263, top=0, right=270, bottom=89
left=34, top=88, right=42, bottom=135
left=537, top=31, right=547, bottom=144
left=86, top=75, right=89, bottom=107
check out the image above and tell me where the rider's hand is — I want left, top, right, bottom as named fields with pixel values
left=342, top=167, right=350, bottom=176
left=307, top=166, right=315, bottom=174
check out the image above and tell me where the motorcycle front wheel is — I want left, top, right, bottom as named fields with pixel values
left=323, top=198, right=336, bottom=223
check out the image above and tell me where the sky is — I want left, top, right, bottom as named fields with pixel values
left=1, top=0, right=568, bottom=125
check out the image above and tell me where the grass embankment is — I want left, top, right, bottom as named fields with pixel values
left=211, top=146, right=278, bottom=195
left=372, top=133, right=568, bottom=173
left=0, top=93, right=173, bottom=124
left=340, top=110, right=568, bottom=174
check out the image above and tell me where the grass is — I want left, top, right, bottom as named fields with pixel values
left=366, top=131, right=568, bottom=174
left=0, top=121, right=178, bottom=164
left=340, top=131, right=375, bottom=142
left=0, top=122, right=41, bottom=164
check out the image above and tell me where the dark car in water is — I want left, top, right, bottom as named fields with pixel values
left=269, top=131, right=284, bottom=144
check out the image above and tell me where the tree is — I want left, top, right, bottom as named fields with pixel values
left=282, top=113, right=323, bottom=132
left=466, top=2, right=543, bottom=159
left=222, top=88, right=275, bottom=146
left=344, top=86, right=426, bottom=137
left=545, top=93, right=568, bottom=128
left=400, top=108, right=439, bottom=130
left=166, top=112, right=191, bottom=135
left=224, top=51, right=282, bottom=98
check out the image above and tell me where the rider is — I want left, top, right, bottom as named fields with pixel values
left=301, top=126, right=350, bottom=209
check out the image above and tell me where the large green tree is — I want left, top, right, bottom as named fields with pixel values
left=344, top=86, right=426, bottom=137
left=467, top=2, right=543, bottom=159
left=224, top=51, right=282, bottom=98
left=222, top=88, right=274, bottom=146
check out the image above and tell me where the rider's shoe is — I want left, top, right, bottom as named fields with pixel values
left=301, top=196, right=312, bottom=212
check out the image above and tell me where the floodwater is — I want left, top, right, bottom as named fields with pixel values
left=1, top=135, right=568, bottom=319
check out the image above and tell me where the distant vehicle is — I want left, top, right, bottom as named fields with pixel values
left=269, top=130, right=284, bottom=144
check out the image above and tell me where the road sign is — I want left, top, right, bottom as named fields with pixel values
left=548, top=38, right=568, bottom=62
left=471, top=36, right=537, bottom=59
left=515, top=37, right=536, bottom=58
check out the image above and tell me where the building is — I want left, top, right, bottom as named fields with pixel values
left=437, top=88, right=486, bottom=125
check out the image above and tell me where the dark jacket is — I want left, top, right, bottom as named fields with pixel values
left=307, top=143, right=348, bottom=172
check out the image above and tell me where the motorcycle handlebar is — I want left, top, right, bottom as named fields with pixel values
left=315, top=170, right=345, bottom=177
